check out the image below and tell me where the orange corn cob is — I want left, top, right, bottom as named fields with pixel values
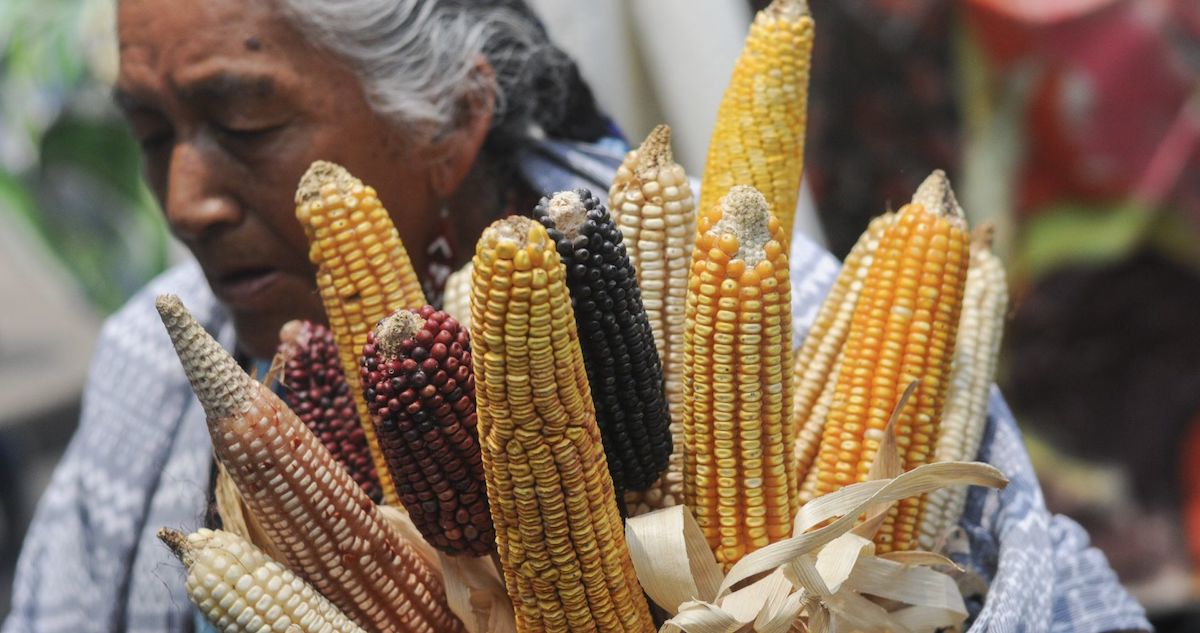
left=683, top=185, right=798, bottom=569
left=808, top=170, right=970, bottom=553
left=791, top=212, right=895, bottom=498
left=295, top=160, right=427, bottom=506
left=470, top=216, right=655, bottom=632
left=156, top=295, right=463, bottom=633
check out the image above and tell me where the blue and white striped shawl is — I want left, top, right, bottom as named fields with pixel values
left=4, top=137, right=1148, bottom=633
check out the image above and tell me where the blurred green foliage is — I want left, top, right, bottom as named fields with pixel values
left=0, top=0, right=170, bottom=313
left=1014, top=203, right=1200, bottom=284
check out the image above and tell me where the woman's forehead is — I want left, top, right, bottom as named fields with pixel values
left=117, top=0, right=303, bottom=72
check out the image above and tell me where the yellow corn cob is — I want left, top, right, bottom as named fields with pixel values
left=441, top=261, right=474, bottom=329
left=919, top=226, right=1007, bottom=550
left=699, top=0, right=814, bottom=239
left=808, top=170, right=970, bottom=554
left=683, top=185, right=797, bottom=569
left=159, top=528, right=365, bottom=633
left=295, top=160, right=427, bottom=506
left=791, top=212, right=895, bottom=496
left=155, top=295, right=462, bottom=633
left=609, top=125, right=697, bottom=516
left=470, top=216, right=655, bottom=633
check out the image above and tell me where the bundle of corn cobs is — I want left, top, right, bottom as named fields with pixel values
left=154, top=1, right=1013, bottom=631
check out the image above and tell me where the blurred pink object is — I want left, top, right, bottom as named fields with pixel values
left=966, top=0, right=1200, bottom=218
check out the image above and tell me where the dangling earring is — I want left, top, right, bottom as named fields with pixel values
left=424, top=204, right=455, bottom=307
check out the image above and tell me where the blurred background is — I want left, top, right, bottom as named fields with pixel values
left=2, top=0, right=1198, bottom=628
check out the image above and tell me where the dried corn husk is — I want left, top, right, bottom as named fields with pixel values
left=627, top=397, right=1007, bottom=633
left=628, top=459, right=1005, bottom=632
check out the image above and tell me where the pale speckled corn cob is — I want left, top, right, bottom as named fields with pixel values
left=699, top=0, right=815, bottom=238
left=919, top=226, right=1008, bottom=549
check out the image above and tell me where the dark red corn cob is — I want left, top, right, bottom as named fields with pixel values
left=277, top=320, right=383, bottom=504
left=360, top=305, right=495, bottom=556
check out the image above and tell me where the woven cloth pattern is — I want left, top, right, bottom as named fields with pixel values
left=5, top=138, right=1148, bottom=633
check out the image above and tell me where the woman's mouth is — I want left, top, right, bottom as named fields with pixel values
left=213, top=267, right=284, bottom=308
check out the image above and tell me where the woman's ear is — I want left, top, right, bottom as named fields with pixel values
left=428, top=57, right=497, bottom=199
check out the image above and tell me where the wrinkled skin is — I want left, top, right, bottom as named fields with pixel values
left=116, top=0, right=491, bottom=358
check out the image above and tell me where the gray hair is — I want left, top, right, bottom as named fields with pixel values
left=279, top=0, right=607, bottom=151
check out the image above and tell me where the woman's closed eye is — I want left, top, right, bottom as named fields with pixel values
left=211, top=119, right=290, bottom=147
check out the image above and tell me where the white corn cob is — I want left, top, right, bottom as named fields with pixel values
left=159, top=528, right=365, bottom=633
left=155, top=295, right=464, bottom=633
left=919, top=226, right=1008, bottom=549
left=608, top=124, right=697, bottom=515
left=797, top=353, right=841, bottom=503
left=441, top=261, right=473, bottom=330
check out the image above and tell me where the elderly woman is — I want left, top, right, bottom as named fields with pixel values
left=7, top=0, right=617, bottom=630
left=5, top=0, right=1150, bottom=632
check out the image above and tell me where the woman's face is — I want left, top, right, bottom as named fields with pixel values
left=116, top=0, right=441, bottom=358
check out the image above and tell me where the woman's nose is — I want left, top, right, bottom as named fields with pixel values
left=164, top=140, right=241, bottom=241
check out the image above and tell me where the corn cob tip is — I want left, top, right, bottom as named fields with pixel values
left=373, top=310, right=426, bottom=359
left=278, top=319, right=306, bottom=344
left=711, top=185, right=773, bottom=265
left=972, top=222, right=996, bottom=251
left=156, top=294, right=256, bottom=419
left=277, top=320, right=313, bottom=361
left=542, top=190, right=592, bottom=238
left=766, top=0, right=810, bottom=19
left=296, top=159, right=356, bottom=206
left=912, top=169, right=965, bottom=220
left=157, top=527, right=193, bottom=567
left=482, top=214, right=543, bottom=250
left=636, top=124, right=674, bottom=172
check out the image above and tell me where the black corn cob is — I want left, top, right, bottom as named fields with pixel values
left=277, top=320, right=383, bottom=503
left=360, top=305, right=495, bottom=556
left=532, top=188, right=673, bottom=497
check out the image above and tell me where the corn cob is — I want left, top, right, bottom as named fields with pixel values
left=608, top=124, right=697, bottom=515
left=532, top=189, right=672, bottom=500
left=278, top=320, right=383, bottom=503
left=919, top=226, right=1007, bottom=550
left=441, top=262, right=474, bottom=330
left=360, top=305, right=495, bottom=556
left=807, top=170, right=970, bottom=554
left=791, top=212, right=895, bottom=500
left=683, top=185, right=798, bottom=569
left=155, top=295, right=463, bottom=633
left=797, top=353, right=841, bottom=503
left=698, top=0, right=814, bottom=239
left=159, top=528, right=365, bottom=633
left=295, top=160, right=428, bottom=507
left=470, top=216, right=655, bottom=632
